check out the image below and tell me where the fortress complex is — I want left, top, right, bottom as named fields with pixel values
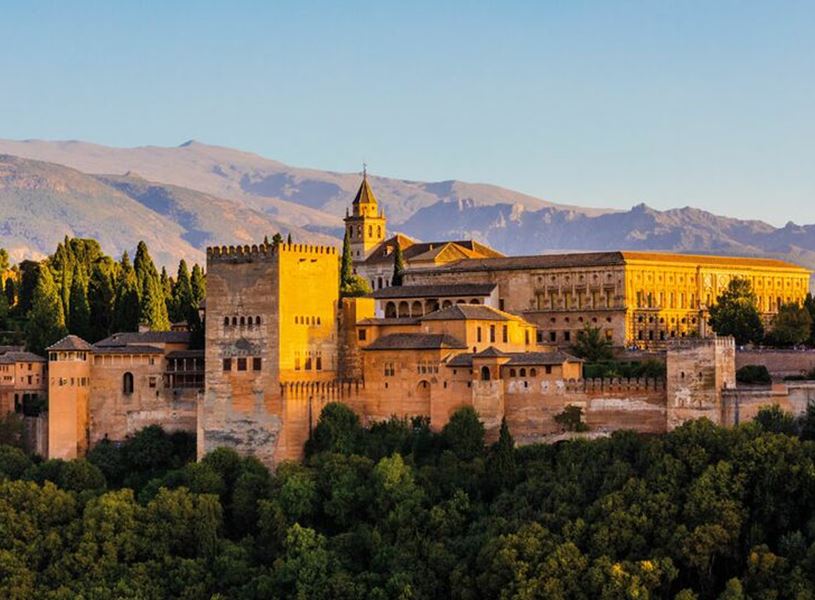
left=42, top=174, right=813, bottom=467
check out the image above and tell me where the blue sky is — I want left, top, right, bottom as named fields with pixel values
left=1, top=1, right=813, bottom=225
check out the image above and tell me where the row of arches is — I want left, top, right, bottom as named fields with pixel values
left=384, top=298, right=481, bottom=318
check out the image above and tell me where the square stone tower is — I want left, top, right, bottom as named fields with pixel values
left=665, top=336, right=736, bottom=429
left=200, top=242, right=339, bottom=466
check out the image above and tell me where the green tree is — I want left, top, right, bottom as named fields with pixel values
left=340, top=230, right=353, bottom=291
left=571, top=324, right=614, bottom=362
left=67, top=266, right=91, bottom=340
left=286, top=232, right=292, bottom=245
left=272, top=232, right=283, bottom=247
left=391, top=242, right=405, bottom=286
left=25, top=264, right=67, bottom=354
left=766, top=302, right=812, bottom=347
left=486, top=417, right=517, bottom=493
left=708, top=278, right=764, bottom=345
left=305, top=402, right=364, bottom=456
left=191, top=264, right=206, bottom=306
left=441, top=406, right=485, bottom=461
left=134, top=242, right=170, bottom=331
left=341, top=274, right=371, bottom=298
left=554, top=404, right=589, bottom=431
left=113, top=252, right=140, bottom=333
left=87, top=259, right=116, bottom=341
left=170, top=259, right=194, bottom=323
left=4, top=277, right=15, bottom=310
left=17, top=260, right=41, bottom=315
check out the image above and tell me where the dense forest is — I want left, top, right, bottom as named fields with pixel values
left=2, top=404, right=815, bottom=598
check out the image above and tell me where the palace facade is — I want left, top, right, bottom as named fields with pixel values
left=41, top=174, right=813, bottom=467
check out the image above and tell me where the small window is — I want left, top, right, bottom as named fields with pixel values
left=549, top=332, right=557, bottom=342
left=149, top=376, right=157, bottom=389
left=545, top=365, right=552, bottom=375
left=502, top=325, right=508, bottom=343
left=530, top=368, right=536, bottom=377
left=123, top=372, right=134, bottom=395
left=224, top=317, right=230, bottom=326
left=520, top=368, right=526, bottom=377
left=564, top=331, right=571, bottom=342
left=237, top=358, right=247, bottom=371
left=489, top=325, right=495, bottom=343
left=223, top=358, right=232, bottom=372
left=358, top=329, right=367, bottom=341
left=253, top=357, right=262, bottom=371
left=509, top=368, right=516, bottom=377
left=477, top=327, right=482, bottom=343
left=256, top=316, right=261, bottom=325
left=316, top=356, right=322, bottom=371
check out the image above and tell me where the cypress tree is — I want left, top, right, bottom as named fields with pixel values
left=487, top=417, right=518, bottom=493
left=272, top=233, right=283, bottom=247
left=113, top=252, right=140, bottom=333
left=68, top=266, right=91, bottom=340
left=133, top=242, right=169, bottom=331
left=4, top=278, right=15, bottom=310
left=26, top=264, right=67, bottom=355
left=88, top=260, right=116, bottom=342
left=171, top=260, right=194, bottom=323
left=140, top=276, right=170, bottom=331
left=191, top=264, right=206, bottom=306
left=0, top=283, right=8, bottom=330
left=286, top=232, right=292, bottom=245
left=17, top=260, right=40, bottom=315
left=340, top=230, right=353, bottom=290
left=392, top=243, right=405, bottom=286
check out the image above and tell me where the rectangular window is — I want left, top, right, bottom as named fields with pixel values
left=223, top=358, right=232, bottom=372
left=564, top=331, right=571, bottom=342
left=316, top=356, right=322, bottom=371
left=305, top=356, right=312, bottom=370
left=525, top=330, right=530, bottom=345
left=149, top=376, right=157, bottom=388
left=549, top=331, right=557, bottom=342
left=295, top=354, right=301, bottom=370
left=502, top=325, right=508, bottom=343
left=489, top=325, right=495, bottom=343
left=545, top=365, right=552, bottom=375
left=499, top=299, right=505, bottom=311
left=237, top=358, right=247, bottom=371
left=253, top=357, right=262, bottom=370
left=358, top=329, right=367, bottom=341
left=477, top=327, right=482, bottom=343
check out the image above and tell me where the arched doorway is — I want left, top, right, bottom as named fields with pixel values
left=480, top=366, right=491, bottom=381
left=416, top=380, right=431, bottom=414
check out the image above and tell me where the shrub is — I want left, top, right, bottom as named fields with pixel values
left=736, top=364, right=771, bottom=385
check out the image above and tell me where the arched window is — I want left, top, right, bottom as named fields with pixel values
left=123, top=372, right=134, bottom=395
left=411, top=300, right=423, bottom=316
left=509, top=368, right=516, bottom=377
left=519, top=368, right=526, bottom=377
left=377, top=226, right=382, bottom=237
left=240, top=316, right=245, bottom=326
left=256, top=316, right=261, bottom=325
left=398, top=301, right=410, bottom=318
left=385, top=302, right=397, bottom=318
left=442, top=300, right=452, bottom=308
left=232, top=317, right=238, bottom=326
left=530, top=368, right=537, bottom=377
left=377, top=277, right=383, bottom=290
left=481, top=366, right=491, bottom=381
left=368, top=225, right=373, bottom=237
left=223, top=317, right=229, bottom=327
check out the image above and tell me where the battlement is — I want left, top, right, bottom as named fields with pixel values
left=515, top=377, right=665, bottom=394
left=666, top=336, right=735, bottom=351
left=280, top=379, right=363, bottom=401
left=206, top=242, right=338, bottom=263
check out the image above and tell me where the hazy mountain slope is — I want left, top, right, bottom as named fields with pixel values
left=0, top=139, right=607, bottom=226
left=400, top=201, right=815, bottom=274
left=0, top=154, right=202, bottom=266
left=95, top=173, right=336, bottom=249
left=0, top=156, right=334, bottom=267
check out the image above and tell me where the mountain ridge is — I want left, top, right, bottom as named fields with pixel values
left=1, top=138, right=813, bottom=282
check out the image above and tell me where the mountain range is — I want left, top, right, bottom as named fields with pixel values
left=1, top=138, right=814, bottom=282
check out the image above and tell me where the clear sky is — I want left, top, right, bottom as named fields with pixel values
left=1, top=1, right=813, bottom=225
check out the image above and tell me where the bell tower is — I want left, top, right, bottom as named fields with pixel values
left=344, top=166, right=386, bottom=262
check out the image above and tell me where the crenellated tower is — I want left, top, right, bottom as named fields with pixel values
left=344, top=168, right=386, bottom=262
